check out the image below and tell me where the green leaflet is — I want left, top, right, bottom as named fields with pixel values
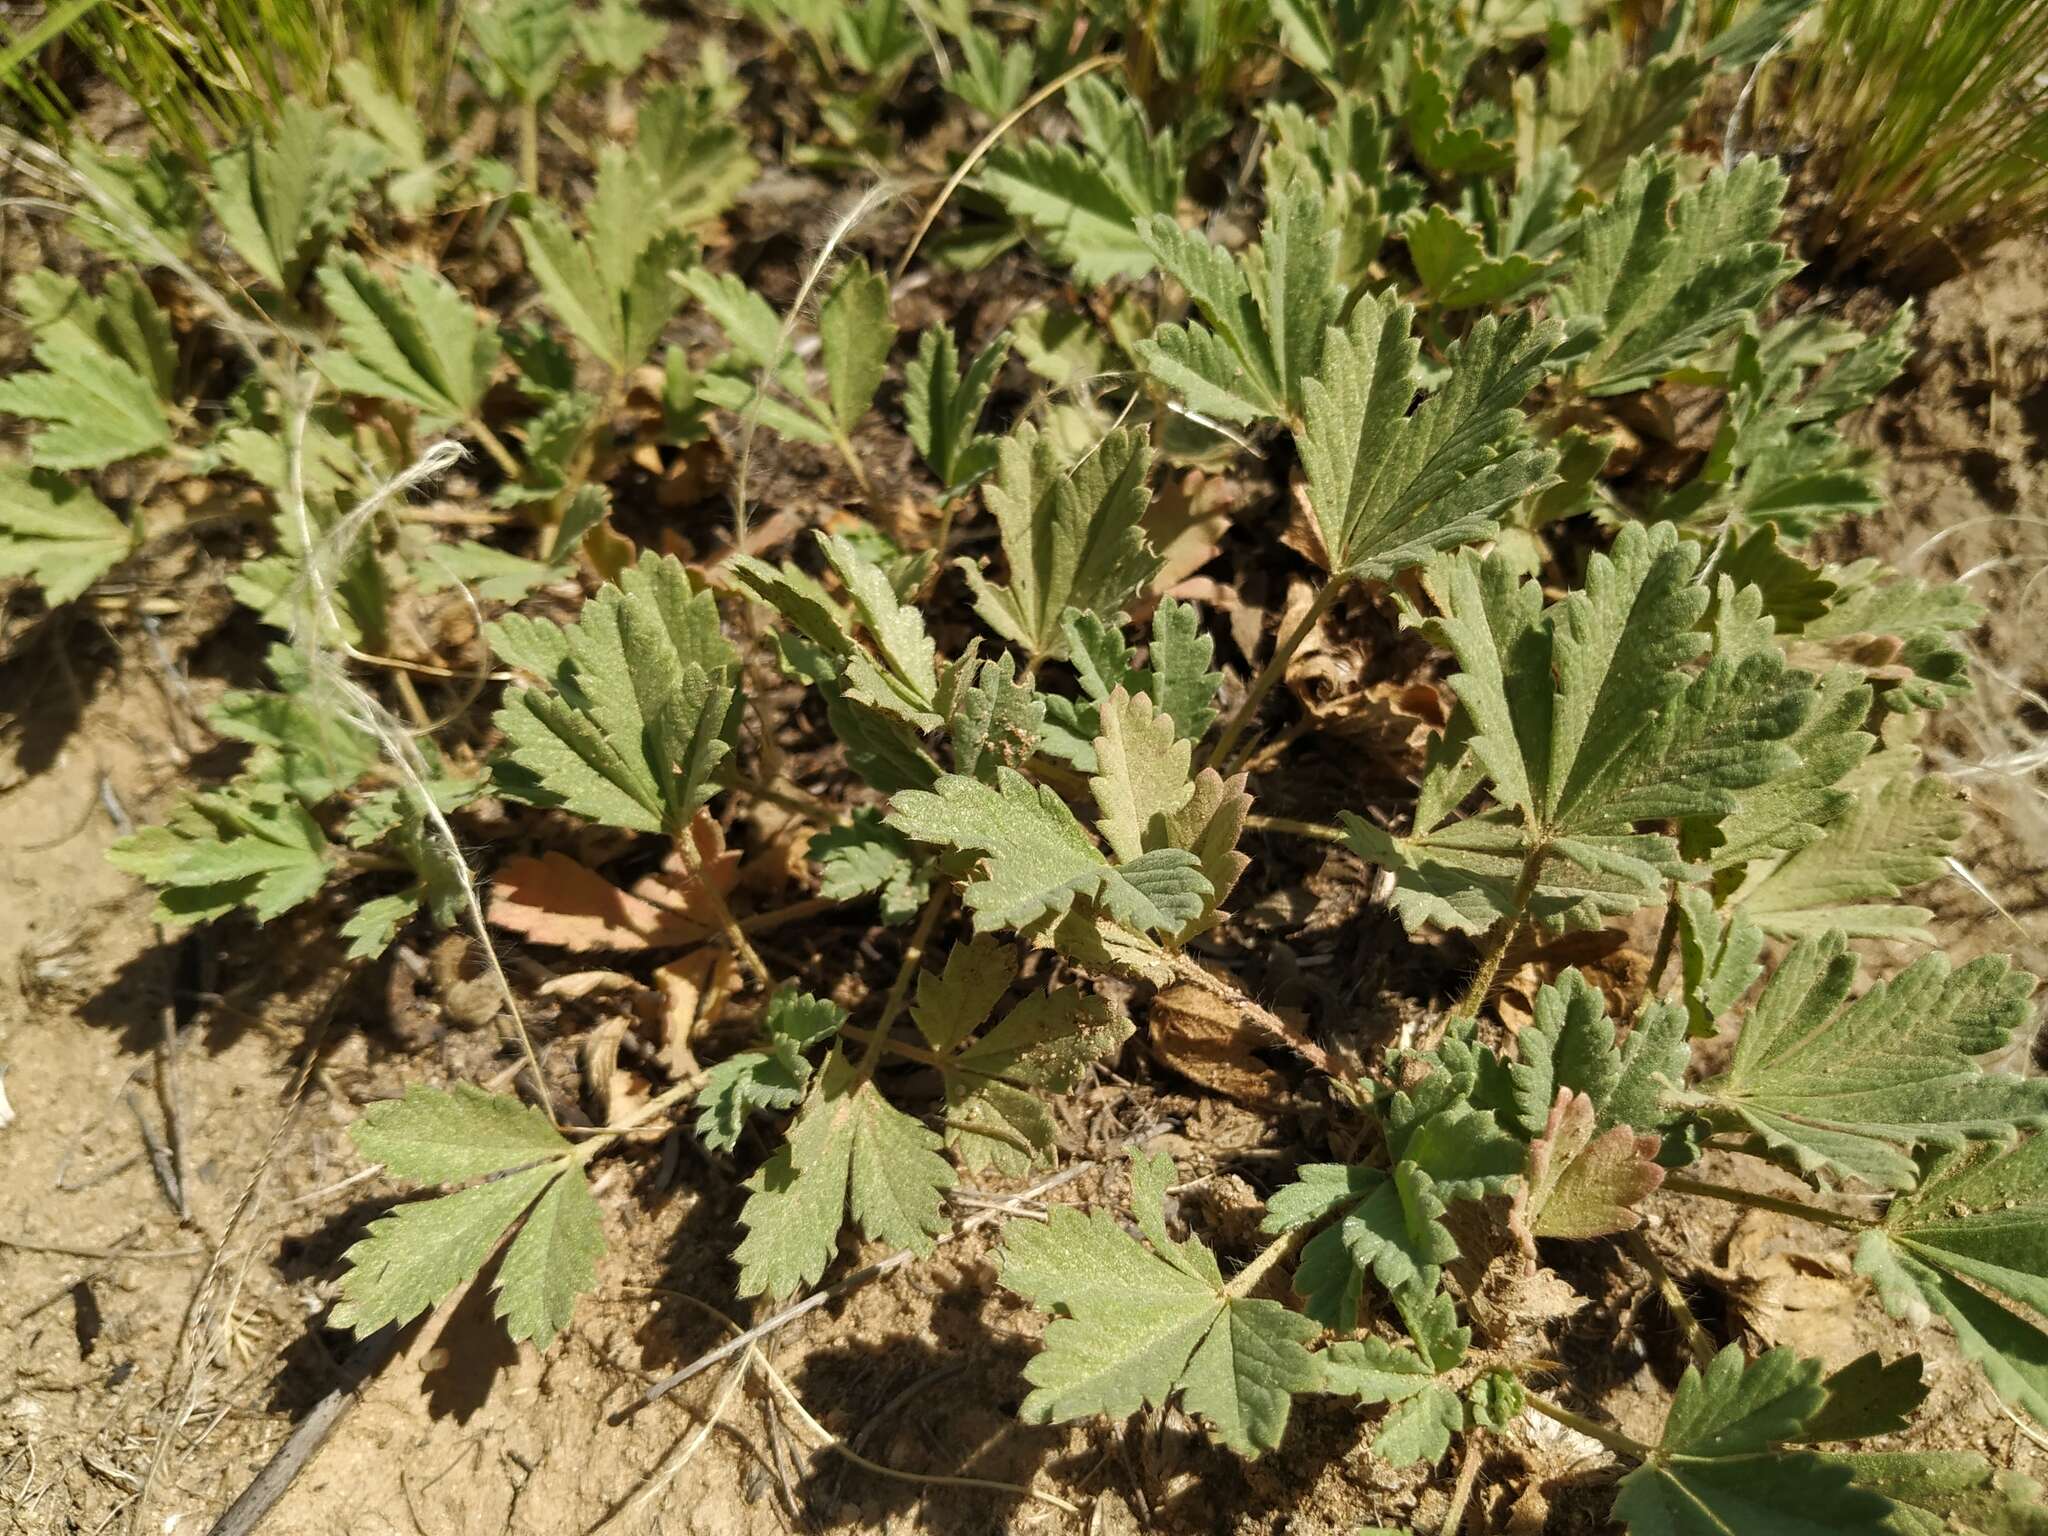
left=733, top=1048, right=955, bottom=1299
left=1402, top=204, right=1549, bottom=311
left=1135, top=168, right=1343, bottom=426
left=0, top=463, right=136, bottom=603
left=1729, top=757, right=1963, bottom=942
left=635, top=81, right=758, bottom=233
left=1823, top=1452, right=2048, bottom=1536
left=1612, top=1346, right=1897, bottom=1536
left=1857, top=1136, right=2048, bottom=1427
left=1550, top=154, right=1801, bottom=396
left=809, top=808, right=930, bottom=923
left=817, top=256, right=897, bottom=437
left=909, top=935, right=1130, bottom=1174
left=958, top=424, right=1159, bottom=662
left=107, top=780, right=334, bottom=927
left=903, top=325, right=1008, bottom=495
left=982, top=75, right=1183, bottom=284
left=1694, top=933, right=2046, bottom=1190
left=0, top=270, right=177, bottom=470
left=1039, top=600, right=1222, bottom=770
left=489, top=552, right=740, bottom=836
left=208, top=101, right=380, bottom=293
left=1294, top=293, right=1559, bottom=579
left=1508, top=970, right=1691, bottom=1142
left=695, top=988, right=847, bottom=1153
left=1000, top=1151, right=1320, bottom=1457
left=317, top=254, right=502, bottom=424
left=334, top=1085, right=601, bottom=1349
left=1344, top=522, right=1813, bottom=936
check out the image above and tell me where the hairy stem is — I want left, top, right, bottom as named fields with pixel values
left=1242, top=813, right=1348, bottom=845
left=1206, top=578, right=1345, bottom=774
left=676, top=825, right=772, bottom=989
left=1623, top=1229, right=1717, bottom=1371
left=853, top=888, right=949, bottom=1080
left=466, top=415, right=522, bottom=480
left=1450, top=844, right=1546, bottom=1021
left=571, top=1072, right=706, bottom=1164
left=1659, top=1173, right=1869, bottom=1232
left=1223, top=1225, right=1308, bottom=1299
left=516, top=97, right=541, bottom=195
left=1524, top=1394, right=1653, bottom=1461
left=1642, top=883, right=1681, bottom=1003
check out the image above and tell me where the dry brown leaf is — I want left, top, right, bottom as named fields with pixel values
left=1145, top=466, right=1243, bottom=595
left=490, top=852, right=708, bottom=951
left=1145, top=982, right=1324, bottom=1110
left=629, top=812, right=742, bottom=915
left=538, top=969, right=641, bottom=999
left=579, top=1016, right=640, bottom=1124
left=654, top=946, right=740, bottom=1078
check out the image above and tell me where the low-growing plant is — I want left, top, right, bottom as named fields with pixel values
left=6, top=0, right=2044, bottom=1529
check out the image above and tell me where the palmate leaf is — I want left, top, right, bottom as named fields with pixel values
left=1612, top=1346, right=1897, bottom=1536
left=958, top=424, right=1159, bottom=662
left=1294, top=294, right=1559, bottom=579
left=334, top=1085, right=602, bottom=1349
left=1857, top=1136, right=2048, bottom=1428
left=1261, top=1162, right=1460, bottom=1332
left=886, top=767, right=1209, bottom=938
left=108, top=780, right=334, bottom=926
left=0, top=271, right=176, bottom=470
left=0, top=464, right=136, bottom=603
left=1345, top=522, right=1814, bottom=936
left=316, top=255, right=502, bottom=424
left=1262, top=1060, right=1524, bottom=1330
left=696, top=988, right=847, bottom=1153
left=1001, top=1151, right=1321, bottom=1457
left=489, top=552, right=740, bottom=836
left=903, top=325, right=1008, bottom=494
left=1551, top=154, right=1801, bottom=396
left=981, top=76, right=1183, bottom=284
left=733, top=1048, right=955, bottom=1299
left=1134, top=169, right=1343, bottom=426
left=467, top=0, right=576, bottom=102
left=1692, top=932, right=2046, bottom=1191
left=909, top=936, right=1130, bottom=1174
left=208, top=101, right=380, bottom=292
left=516, top=152, right=689, bottom=374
